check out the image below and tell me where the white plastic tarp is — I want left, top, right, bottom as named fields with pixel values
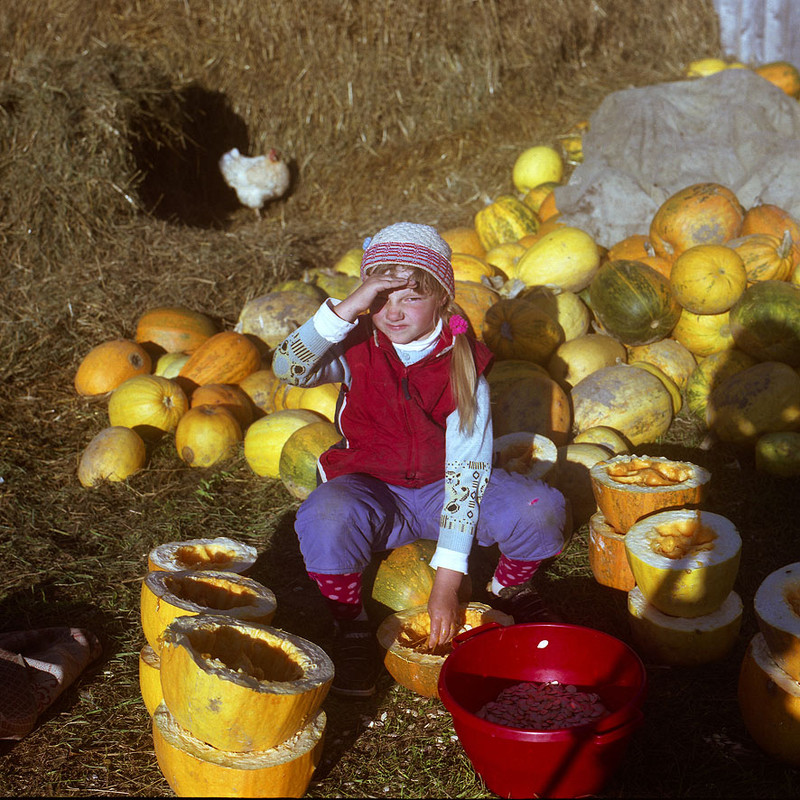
left=713, top=0, right=800, bottom=66
left=554, top=68, right=800, bottom=248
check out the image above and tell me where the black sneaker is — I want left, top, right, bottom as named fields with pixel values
left=330, top=619, right=381, bottom=698
left=489, top=581, right=562, bottom=624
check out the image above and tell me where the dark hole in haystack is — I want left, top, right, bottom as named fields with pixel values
left=129, top=83, right=253, bottom=228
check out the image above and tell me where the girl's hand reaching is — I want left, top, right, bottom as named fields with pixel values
left=333, top=269, right=416, bottom=323
left=426, top=567, right=464, bottom=650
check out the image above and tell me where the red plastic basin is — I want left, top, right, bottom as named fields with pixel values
left=438, top=622, right=646, bottom=799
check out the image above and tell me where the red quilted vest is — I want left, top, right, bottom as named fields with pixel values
left=318, top=320, right=493, bottom=488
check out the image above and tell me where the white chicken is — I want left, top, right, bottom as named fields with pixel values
left=219, top=147, right=291, bottom=217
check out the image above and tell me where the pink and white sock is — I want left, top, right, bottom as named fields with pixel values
left=491, top=555, right=542, bottom=596
left=308, top=572, right=366, bottom=621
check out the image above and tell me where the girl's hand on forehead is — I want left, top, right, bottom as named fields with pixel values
left=332, top=269, right=418, bottom=322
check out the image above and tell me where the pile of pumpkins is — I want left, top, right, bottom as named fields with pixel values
left=585, top=453, right=744, bottom=667
left=138, top=536, right=333, bottom=798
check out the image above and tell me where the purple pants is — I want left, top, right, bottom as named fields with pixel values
left=294, top=469, right=567, bottom=575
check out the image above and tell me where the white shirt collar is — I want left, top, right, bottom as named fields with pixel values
left=393, top=318, right=443, bottom=353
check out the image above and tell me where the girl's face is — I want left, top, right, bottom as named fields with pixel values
left=370, top=268, right=446, bottom=345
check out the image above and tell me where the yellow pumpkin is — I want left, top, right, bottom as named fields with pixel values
left=670, top=307, right=734, bottom=357
left=482, top=298, right=563, bottom=365
left=484, top=242, right=527, bottom=281
left=108, top=374, right=189, bottom=439
left=474, top=194, right=539, bottom=251
left=518, top=285, right=592, bottom=342
left=77, top=426, right=147, bottom=487
left=669, top=244, right=747, bottom=314
left=153, top=702, right=325, bottom=798
left=515, top=226, right=601, bottom=292
left=547, top=333, right=627, bottom=390
left=175, top=405, right=243, bottom=468
left=511, top=145, right=563, bottom=193
left=74, top=339, right=152, bottom=396
left=684, top=348, right=757, bottom=420
left=159, top=615, right=333, bottom=752
left=332, top=246, right=364, bottom=277
left=237, top=369, right=281, bottom=417
left=140, top=569, right=277, bottom=652
left=243, top=409, right=323, bottom=479
left=626, top=338, right=697, bottom=391
left=522, top=181, right=560, bottom=215
left=573, top=426, right=630, bottom=454
left=154, top=352, right=191, bottom=379
left=450, top=253, right=498, bottom=283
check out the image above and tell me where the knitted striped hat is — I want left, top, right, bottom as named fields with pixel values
left=361, top=222, right=454, bottom=298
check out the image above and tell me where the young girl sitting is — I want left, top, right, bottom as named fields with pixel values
left=272, top=222, right=569, bottom=697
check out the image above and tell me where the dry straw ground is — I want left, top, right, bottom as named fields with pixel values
left=1, top=1, right=798, bottom=797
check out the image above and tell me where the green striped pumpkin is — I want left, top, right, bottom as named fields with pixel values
left=588, top=259, right=681, bottom=346
left=474, top=194, right=539, bottom=251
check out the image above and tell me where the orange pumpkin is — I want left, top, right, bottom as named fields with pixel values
left=482, top=298, right=564, bottom=364
left=606, top=234, right=652, bottom=262
left=190, top=383, right=254, bottom=429
left=727, top=231, right=794, bottom=283
left=589, top=454, right=711, bottom=534
left=450, top=253, right=498, bottom=283
left=754, top=61, right=800, bottom=98
left=522, top=181, right=560, bottom=215
left=178, top=331, right=262, bottom=393
left=440, top=226, right=486, bottom=259
left=74, top=339, right=152, bottom=396
left=135, top=306, right=218, bottom=354
left=669, top=244, right=748, bottom=314
left=537, top=191, right=559, bottom=222
left=649, top=183, right=744, bottom=260
left=740, top=203, right=800, bottom=268
left=453, top=280, right=500, bottom=340
left=587, top=511, right=636, bottom=592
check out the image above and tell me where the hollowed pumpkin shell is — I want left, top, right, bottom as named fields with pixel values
left=590, top=454, right=710, bottom=534
left=624, top=509, right=741, bottom=618
left=627, top=586, right=742, bottom=666
left=376, top=602, right=513, bottom=698
left=140, top=570, right=277, bottom=652
left=139, top=644, right=163, bottom=717
left=588, top=511, right=636, bottom=592
left=153, top=701, right=325, bottom=798
left=159, top=615, right=333, bottom=752
left=148, top=537, right=257, bottom=575
left=753, top=562, right=800, bottom=681
left=492, top=432, right=558, bottom=483
left=738, top=633, right=800, bottom=766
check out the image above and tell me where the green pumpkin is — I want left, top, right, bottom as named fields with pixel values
left=369, top=540, right=471, bottom=613
left=729, top=280, right=800, bottom=367
left=588, top=260, right=681, bottom=346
